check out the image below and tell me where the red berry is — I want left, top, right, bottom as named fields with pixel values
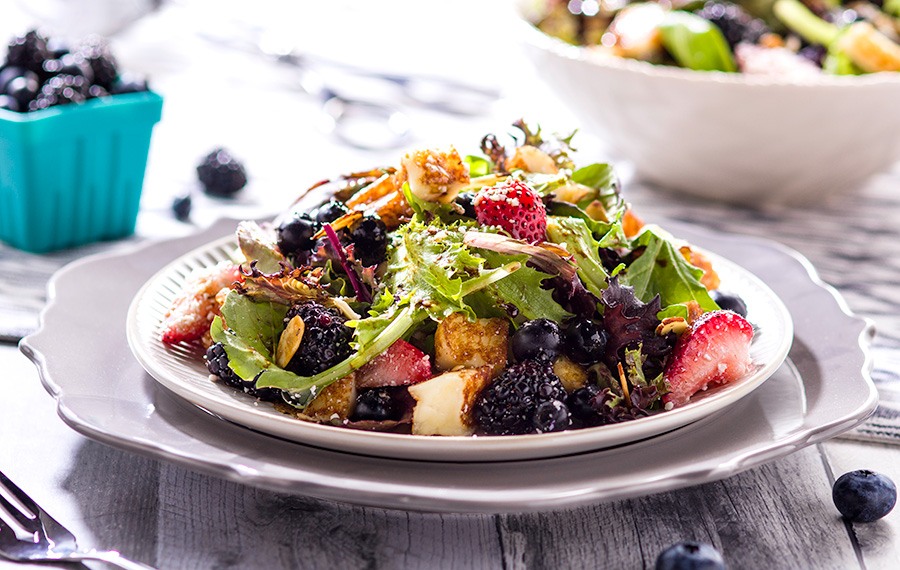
left=356, top=340, right=432, bottom=388
left=473, top=179, right=547, bottom=244
left=662, top=310, right=754, bottom=408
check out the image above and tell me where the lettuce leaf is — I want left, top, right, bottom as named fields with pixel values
left=545, top=217, right=610, bottom=299
left=622, top=227, right=718, bottom=317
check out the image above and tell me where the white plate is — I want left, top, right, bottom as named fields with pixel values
left=20, top=219, right=877, bottom=513
left=125, top=230, right=793, bottom=461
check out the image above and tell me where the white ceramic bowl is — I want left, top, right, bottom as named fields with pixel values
left=516, top=3, right=900, bottom=205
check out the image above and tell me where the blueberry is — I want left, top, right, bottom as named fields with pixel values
left=42, top=53, right=94, bottom=82
left=0, top=66, right=33, bottom=92
left=655, top=541, right=725, bottom=570
left=276, top=212, right=319, bottom=256
left=532, top=400, right=570, bottom=433
left=566, top=384, right=602, bottom=425
left=5, top=74, right=40, bottom=110
left=0, top=94, right=19, bottom=112
left=454, top=191, right=477, bottom=218
left=711, top=290, right=747, bottom=317
left=511, top=318, right=561, bottom=362
left=349, top=216, right=388, bottom=266
left=563, top=317, right=608, bottom=365
left=172, top=193, right=192, bottom=222
left=110, top=73, right=149, bottom=94
left=832, top=469, right=897, bottom=523
left=353, top=388, right=398, bottom=421
left=315, top=200, right=349, bottom=224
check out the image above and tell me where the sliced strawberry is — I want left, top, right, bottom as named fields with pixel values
left=473, top=179, right=547, bottom=244
left=160, top=262, right=242, bottom=345
left=662, top=310, right=754, bottom=408
left=356, top=339, right=433, bottom=388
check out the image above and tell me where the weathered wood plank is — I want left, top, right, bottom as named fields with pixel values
left=154, top=465, right=502, bottom=569
left=499, top=446, right=860, bottom=569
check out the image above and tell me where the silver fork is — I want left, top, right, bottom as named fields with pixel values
left=0, top=469, right=155, bottom=569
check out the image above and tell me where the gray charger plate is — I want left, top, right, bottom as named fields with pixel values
left=21, top=218, right=877, bottom=513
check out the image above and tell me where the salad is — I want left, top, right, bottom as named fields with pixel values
left=529, top=0, right=900, bottom=75
left=159, top=121, right=755, bottom=437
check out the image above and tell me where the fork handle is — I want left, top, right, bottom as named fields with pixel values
left=64, top=549, right=156, bottom=570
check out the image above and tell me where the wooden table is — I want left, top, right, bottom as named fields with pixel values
left=2, top=2, right=900, bottom=568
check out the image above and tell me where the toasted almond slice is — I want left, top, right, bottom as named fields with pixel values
left=276, top=315, right=305, bottom=368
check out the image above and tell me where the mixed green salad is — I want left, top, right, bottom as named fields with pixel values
left=160, top=121, right=754, bottom=436
left=529, top=0, right=900, bottom=75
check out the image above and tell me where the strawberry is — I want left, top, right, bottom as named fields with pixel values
left=160, top=262, right=242, bottom=345
left=473, top=179, right=547, bottom=244
left=662, top=310, right=754, bottom=408
left=356, top=339, right=432, bottom=388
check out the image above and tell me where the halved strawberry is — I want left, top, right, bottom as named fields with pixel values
left=662, top=310, right=754, bottom=408
left=160, top=262, right=242, bottom=345
left=473, top=179, right=547, bottom=244
left=356, top=340, right=433, bottom=388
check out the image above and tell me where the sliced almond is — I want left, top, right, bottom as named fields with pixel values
left=276, top=315, right=305, bottom=369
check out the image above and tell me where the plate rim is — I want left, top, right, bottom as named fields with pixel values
left=123, top=226, right=794, bottom=461
left=19, top=218, right=878, bottom=513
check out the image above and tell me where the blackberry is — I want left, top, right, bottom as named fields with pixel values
left=696, top=1, right=769, bottom=49
left=349, top=216, right=388, bottom=266
left=205, top=342, right=282, bottom=402
left=197, top=147, right=248, bottom=197
left=77, top=35, right=118, bottom=89
left=5, top=30, right=51, bottom=76
left=282, top=301, right=353, bottom=375
left=474, top=359, right=567, bottom=435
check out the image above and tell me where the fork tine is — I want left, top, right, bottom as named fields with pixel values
left=0, top=471, right=41, bottom=532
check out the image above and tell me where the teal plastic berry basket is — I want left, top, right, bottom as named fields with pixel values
left=0, top=91, right=163, bottom=253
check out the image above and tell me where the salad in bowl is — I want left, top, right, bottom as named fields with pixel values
left=530, top=0, right=900, bottom=75
left=158, top=121, right=760, bottom=438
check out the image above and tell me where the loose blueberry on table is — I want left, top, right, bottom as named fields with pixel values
left=832, top=469, right=897, bottom=523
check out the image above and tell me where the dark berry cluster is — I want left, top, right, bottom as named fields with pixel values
left=282, top=301, right=353, bottom=375
left=474, top=359, right=569, bottom=435
left=205, top=342, right=282, bottom=402
left=196, top=148, right=248, bottom=197
left=275, top=201, right=388, bottom=268
left=510, top=317, right=609, bottom=367
left=0, top=29, right=148, bottom=113
left=695, top=1, right=769, bottom=50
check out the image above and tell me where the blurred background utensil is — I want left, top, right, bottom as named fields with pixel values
left=0, top=469, right=156, bottom=569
